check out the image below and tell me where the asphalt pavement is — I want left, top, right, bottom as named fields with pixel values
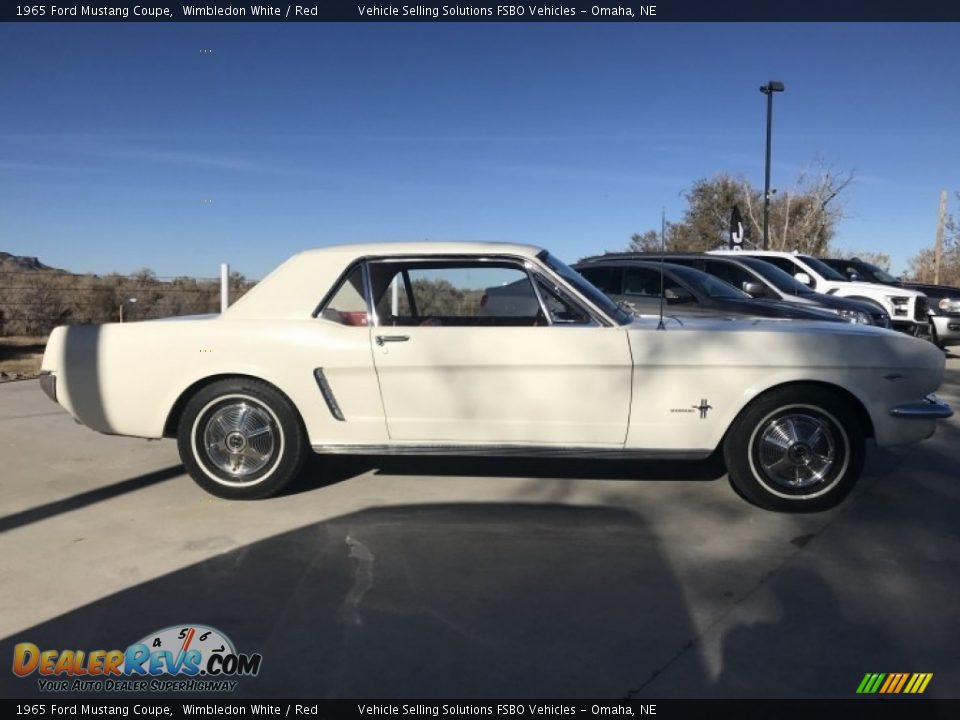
left=1, top=355, right=959, bottom=699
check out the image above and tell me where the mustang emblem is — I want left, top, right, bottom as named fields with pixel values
left=692, top=399, right=713, bottom=419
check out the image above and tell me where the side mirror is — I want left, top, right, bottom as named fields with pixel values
left=794, top=272, right=813, bottom=288
left=742, top=281, right=766, bottom=298
left=664, top=287, right=694, bottom=305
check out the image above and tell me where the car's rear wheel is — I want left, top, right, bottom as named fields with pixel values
left=723, top=386, right=865, bottom=512
left=177, top=378, right=308, bottom=499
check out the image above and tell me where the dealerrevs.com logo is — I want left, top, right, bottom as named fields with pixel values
left=12, top=625, right=262, bottom=693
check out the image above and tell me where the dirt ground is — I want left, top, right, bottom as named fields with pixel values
left=0, top=336, right=46, bottom=379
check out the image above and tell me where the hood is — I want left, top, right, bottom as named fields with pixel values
left=626, top=315, right=945, bottom=375
left=834, top=280, right=924, bottom=298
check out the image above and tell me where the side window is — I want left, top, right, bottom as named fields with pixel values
left=763, top=256, right=801, bottom=276
left=578, top=266, right=619, bottom=294
left=623, top=267, right=682, bottom=297
left=705, top=260, right=757, bottom=294
left=319, top=265, right=368, bottom=326
left=367, top=262, right=544, bottom=326
left=534, top=277, right=591, bottom=324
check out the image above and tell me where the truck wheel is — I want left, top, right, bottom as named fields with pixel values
left=723, top=386, right=865, bottom=512
left=177, top=378, right=308, bottom=499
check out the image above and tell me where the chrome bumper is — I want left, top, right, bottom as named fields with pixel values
left=39, top=370, right=57, bottom=404
left=889, top=394, right=953, bottom=419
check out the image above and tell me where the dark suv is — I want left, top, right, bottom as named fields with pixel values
left=573, top=259, right=846, bottom=323
left=580, top=253, right=890, bottom=327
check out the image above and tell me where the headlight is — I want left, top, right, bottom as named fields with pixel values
left=938, top=297, right=960, bottom=313
left=836, top=309, right=874, bottom=325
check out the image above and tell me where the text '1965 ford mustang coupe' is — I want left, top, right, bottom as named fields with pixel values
left=40, top=242, right=953, bottom=511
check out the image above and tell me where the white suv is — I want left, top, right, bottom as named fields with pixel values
left=710, top=250, right=928, bottom=335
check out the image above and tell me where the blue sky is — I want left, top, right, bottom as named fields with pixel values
left=1, top=22, right=958, bottom=278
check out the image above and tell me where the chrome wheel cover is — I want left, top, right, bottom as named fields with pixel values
left=756, top=412, right=837, bottom=490
left=201, top=401, right=277, bottom=480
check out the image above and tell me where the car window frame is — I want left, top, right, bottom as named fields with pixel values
left=321, top=254, right=608, bottom=329
left=313, top=261, right=372, bottom=326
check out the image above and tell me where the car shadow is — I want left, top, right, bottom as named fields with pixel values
left=286, top=452, right=728, bottom=497
left=0, top=502, right=709, bottom=699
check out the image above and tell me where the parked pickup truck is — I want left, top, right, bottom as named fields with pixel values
left=711, top=250, right=929, bottom=336
left=820, top=257, right=959, bottom=348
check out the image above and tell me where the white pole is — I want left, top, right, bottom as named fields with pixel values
left=220, top=263, right=229, bottom=313
left=391, top=276, right=399, bottom=317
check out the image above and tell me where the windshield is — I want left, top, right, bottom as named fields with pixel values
left=860, top=261, right=898, bottom=283
left=739, top=257, right=815, bottom=295
left=799, top=255, right=849, bottom=281
left=538, top=251, right=633, bottom=324
left=668, top=264, right=749, bottom=299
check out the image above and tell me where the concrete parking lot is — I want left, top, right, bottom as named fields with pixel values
left=1, top=355, right=959, bottom=699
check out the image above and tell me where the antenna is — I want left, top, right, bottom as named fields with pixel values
left=657, top=207, right=666, bottom=330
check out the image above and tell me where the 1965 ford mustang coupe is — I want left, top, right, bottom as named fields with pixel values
left=40, top=242, right=952, bottom=511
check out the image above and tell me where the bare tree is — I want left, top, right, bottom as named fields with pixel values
left=907, top=194, right=960, bottom=284
left=825, top=250, right=892, bottom=272
left=628, top=160, right=854, bottom=255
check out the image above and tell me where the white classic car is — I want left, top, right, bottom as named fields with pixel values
left=40, top=242, right=952, bottom=511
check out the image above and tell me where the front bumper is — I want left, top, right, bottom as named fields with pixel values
left=889, top=394, right=954, bottom=420
left=931, top=315, right=960, bottom=346
left=891, top=318, right=930, bottom=336
left=39, top=370, right=57, bottom=404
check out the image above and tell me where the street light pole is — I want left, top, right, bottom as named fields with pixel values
left=760, top=80, right=785, bottom=250
left=119, top=297, right=137, bottom=323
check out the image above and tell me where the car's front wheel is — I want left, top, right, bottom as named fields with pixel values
left=177, top=378, right=308, bottom=499
left=723, top=386, right=865, bottom=512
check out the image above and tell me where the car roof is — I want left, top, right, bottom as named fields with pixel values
left=578, top=252, right=761, bottom=265
left=224, top=241, right=547, bottom=320
left=710, top=249, right=807, bottom=257
left=293, top=240, right=545, bottom=260
left=575, top=258, right=689, bottom=270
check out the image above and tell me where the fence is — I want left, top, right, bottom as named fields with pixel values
left=0, top=268, right=255, bottom=337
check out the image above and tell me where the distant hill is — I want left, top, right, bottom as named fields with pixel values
left=0, top=252, right=64, bottom=273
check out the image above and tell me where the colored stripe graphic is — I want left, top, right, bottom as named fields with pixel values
left=917, top=674, right=933, bottom=693
left=892, top=673, right=909, bottom=693
left=858, top=672, right=932, bottom=694
left=879, top=674, right=896, bottom=693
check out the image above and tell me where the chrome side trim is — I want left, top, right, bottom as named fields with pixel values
left=889, top=394, right=953, bottom=420
left=313, top=369, right=345, bottom=421
left=311, top=443, right=713, bottom=460
left=39, top=370, right=57, bottom=404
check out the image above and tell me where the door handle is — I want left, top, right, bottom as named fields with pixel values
left=375, top=335, right=410, bottom=346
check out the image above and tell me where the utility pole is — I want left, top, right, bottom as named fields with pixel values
left=759, top=81, right=785, bottom=250
left=934, top=190, right=947, bottom=284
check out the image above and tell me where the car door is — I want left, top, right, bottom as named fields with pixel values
left=366, top=258, right=632, bottom=445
